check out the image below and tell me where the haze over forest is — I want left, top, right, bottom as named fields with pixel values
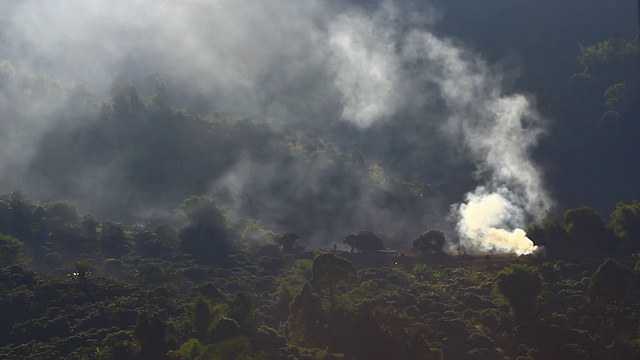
left=3, top=1, right=640, bottom=360
left=0, top=0, right=638, bottom=253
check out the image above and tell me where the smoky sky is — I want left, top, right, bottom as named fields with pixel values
left=1, top=0, right=561, bottom=251
left=2, top=0, right=444, bottom=124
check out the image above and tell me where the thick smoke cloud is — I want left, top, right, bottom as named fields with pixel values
left=400, top=31, right=553, bottom=254
left=0, top=0, right=552, bottom=252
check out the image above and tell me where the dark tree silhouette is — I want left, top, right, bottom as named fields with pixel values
left=564, top=207, right=617, bottom=256
left=100, top=222, right=130, bottom=257
left=493, top=264, right=543, bottom=321
left=526, top=218, right=571, bottom=259
left=178, top=197, right=231, bottom=263
left=412, top=229, right=446, bottom=256
left=134, top=312, right=169, bottom=360
left=343, top=230, right=385, bottom=253
left=588, top=258, right=636, bottom=309
left=310, top=252, right=357, bottom=311
left=0, top=234, right=26, bottom=267
left=274, top=232, right=300, bottom=253
left=288, top=283, right=325, bottom=346
left=187, top=293, right=213, bottom=343
left=610, top=200, right=640, bottom=252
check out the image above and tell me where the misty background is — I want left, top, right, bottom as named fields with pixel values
left=0, top=0, right=637, bottom=251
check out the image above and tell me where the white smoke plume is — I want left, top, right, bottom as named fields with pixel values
left=325, top=5, right=554, bottom=254
left=402, top=32, right=552, bottom=254
left=399, top=30, right=553, bottom=254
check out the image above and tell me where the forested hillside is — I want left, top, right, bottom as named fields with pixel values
left=1, top=193, right=640, bottom=359
left=0, top=0, right=639, bottom=359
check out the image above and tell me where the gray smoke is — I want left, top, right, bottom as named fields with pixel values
left=0, top=0, right=552, bottom=251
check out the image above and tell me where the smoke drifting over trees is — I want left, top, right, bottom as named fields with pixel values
left=0, top=0, right=637, bottom=253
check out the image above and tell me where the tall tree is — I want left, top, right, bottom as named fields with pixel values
left=493, top=264, right=543, bottom=321
left=177, top=197, right=231, bottom=263
left=288, top=283, right=325, bottom=346
left=187, top=293, right=213, bottom=343
left=134, top=312, right=169, bottom=360
left=0, top=233, right=26, bottom=267
left=564, top=207, right=617, bottom=256
left=588, top=258, right=636, bottom=309
left=310, top=252, right=357, bottom=311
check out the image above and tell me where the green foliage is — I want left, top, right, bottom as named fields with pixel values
left=176, top=196, right=226, bottom=227
left=588, top=258, right=636, bottom=308
left=368, top=163, right=386, bottom=183
left=386, top=267, right=415, bottom=286
left=100, top=222, right=130, bottom=257
left=0, top=9, right=638, bottom=358
left=343, top=230, right=385, bottom=253
left=564, top=207, right=617, bottom=256
left=178, top=338, right=203, bottom=360
left=237, top=219, right=274, bottom=252
left=4, top=190, right=32, bottom=238
left=610, top=200, right=640, bottom=251
left=74, top=259, right=93, bottom=288
left=178, top=196, right=232, bottom=263
left=274, top=259, right=313, bottom=314
left=576, top=37, right=639, bottom=75
left=273, top=232, right=300, bottom=253
left=187, top=293, right=215, bottom=342
left=310, top=252, right=357, bottom=311
left=102, top=331, right=138, bottom=360
left=412, top=229, right=446, bottom=256
left=203, top=336, right=263, bottom=360
left=493, top=264, right=543, bottom=321
left=7, top=190, right=29, bottom=210
left=526, top=218, right=571, bottom=259
left=413, top=263, right=430, bottom=281
left=225, top=291, right=258, bottom=331
left=357, top=306, right=442, bottom=360
left=573, top=34, right=639, bottom=121
left=80, top=215, right=99, bottom=239
left=46, top=201, right=79, bottom=228
left=603, top=82, right=627, bottom=110
left=0, top=233, right=27, bottom=267
left=288, top=283, right=325, bottom=346
left=134, top=311, right=169, bottom=360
